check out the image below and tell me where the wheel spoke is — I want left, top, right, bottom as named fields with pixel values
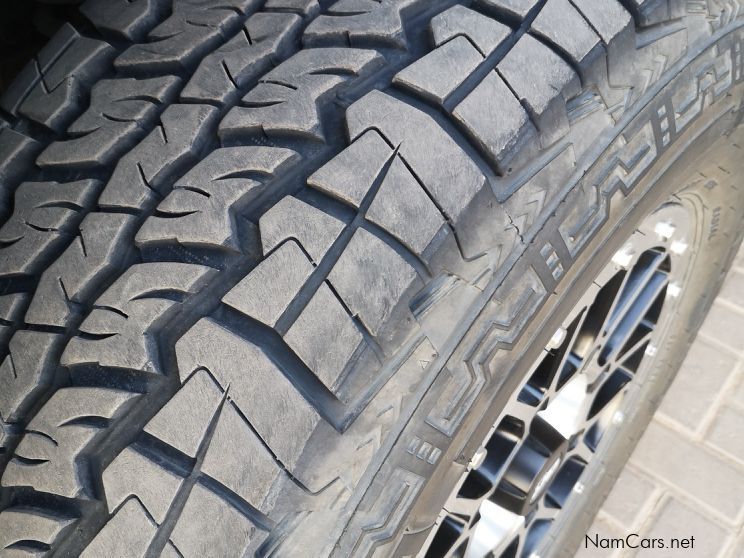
left=464, top=501, right=523, bottom=558
left=601, top=271, right=668, bottom=364
left=615, top=328, right=655, bottom=371
left=507, top=400, right=541, bottom=425
left=445, top=495, right=484, bottom=519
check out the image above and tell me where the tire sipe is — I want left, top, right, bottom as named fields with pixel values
left=0, top=1, right=742, bottom=557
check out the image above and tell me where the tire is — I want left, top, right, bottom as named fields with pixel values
left=0, top=1, right=742, bottom=557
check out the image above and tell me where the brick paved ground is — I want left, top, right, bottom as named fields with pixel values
left=579, top=247, right=744, bottom=558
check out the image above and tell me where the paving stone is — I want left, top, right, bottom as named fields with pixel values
left=726, top=528, right=744, bottom=558
left=600, top=466, right=657, bottom=529
left=657, top=339, right=736, bottom=431
left=630, top=422, right=744, bottom=518
left=635, top=497, right=729, bottom=558
left=706, top=405, right=744, bottom=464
left=699, top=302, right=744, bottom=353
left=718, top=269, right=744, bottom=309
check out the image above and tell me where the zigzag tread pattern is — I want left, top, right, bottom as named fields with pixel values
left=0, top=0, right=742, bottom=556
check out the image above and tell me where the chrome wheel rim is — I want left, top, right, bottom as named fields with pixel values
left=422, top=201, right=695, bottom=558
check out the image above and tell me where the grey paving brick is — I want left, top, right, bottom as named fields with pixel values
left=726, top=528, right=744, bottom=558
left=601, top=467, right=657, bottom=529
left=706, top=405, right=744, bottom=465
left=657, top=339, right=737, bottom=431
left=635, top=497, right=730, bottom=558
left=719, top=269, right=744, bottom=309
left=699, top=303, right=744, bottom=354
left=630, top=421, right=744, bottom=518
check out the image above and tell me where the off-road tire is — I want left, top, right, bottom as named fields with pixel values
left=0, top=1, right=743, bottom=557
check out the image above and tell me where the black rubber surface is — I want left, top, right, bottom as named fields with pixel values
left=0, top=1, right=743, bottom=556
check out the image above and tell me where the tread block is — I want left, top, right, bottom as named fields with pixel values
left=81, top=0, right=169, bottom=41
left=98, top=104, right=219, bottom=211
left=308, top=130, right=393, bottom=208
left=479, top=0, right=540, bottom=19
left=201, top=401, right=282, bottom=512
left=571, top=0, right=632, bottom=44
left=177, top=318, right=321, bottom=469
left=0, top=507, right=74, bottom=554
left=303, top=0, right=418, bottom=47
left=102, top=446, right=183, bottom=523
left=531, top=0, right=601, bottom=65
left=0, top=128, right=41, bottom=223
left=220, top=48, right=383, bottom=141
left=497, top=34, right=580, bottom=119
left=0, top=179, right=100, bottom=278
left=0, top=23, right=115, bottom=132
left=393, top=36, right=483, bottom=105
left=24, top=212, right=136, bottom=328
left=170, top=483, right=253, bottom=557
left=431, top=5, right=511, bottom=57
left=182, top=12, right=303, bottom=105
left=138, top=147, right=298, bottom=253
left=284, top=283, right=363, bottom=393
left=0, top=294, right=26, bottom=323
left=0, top=331, right=60, bottom=423
left=222, top=240, right=314, bottom=327
left=38, top=76, right=181, bottom=169
left=453, top=71, right=536, bottom=173
left=259, top=196, right=345, bottom=262
left=266, top=0, right=320, bottom=16
left=328, top=228, right=417, bottom=336
left=62, top=262, right=215, bottom=372
left=115, top=0, right=261, bottom=74
left=2, top=387, right=138, bottom=498
left=5, top=24, right=78, bottom=111
left=366, top=154, right=446, bottom=255
left=145, top=369, right=223, bottom=458
left=80, top=499, right=156, bottom=558
left=346, top=91, right=484, bottom=232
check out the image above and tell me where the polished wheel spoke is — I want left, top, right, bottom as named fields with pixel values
left=601, top=271, right=669, bottom=365
left=446, top=495, right=485, bottom=519
left=603, top=250, right=667, bottom=335
left=464, top=502, right=523, bottom=558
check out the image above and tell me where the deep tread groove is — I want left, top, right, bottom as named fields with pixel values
left=1, top=1, right=743, bottom=556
